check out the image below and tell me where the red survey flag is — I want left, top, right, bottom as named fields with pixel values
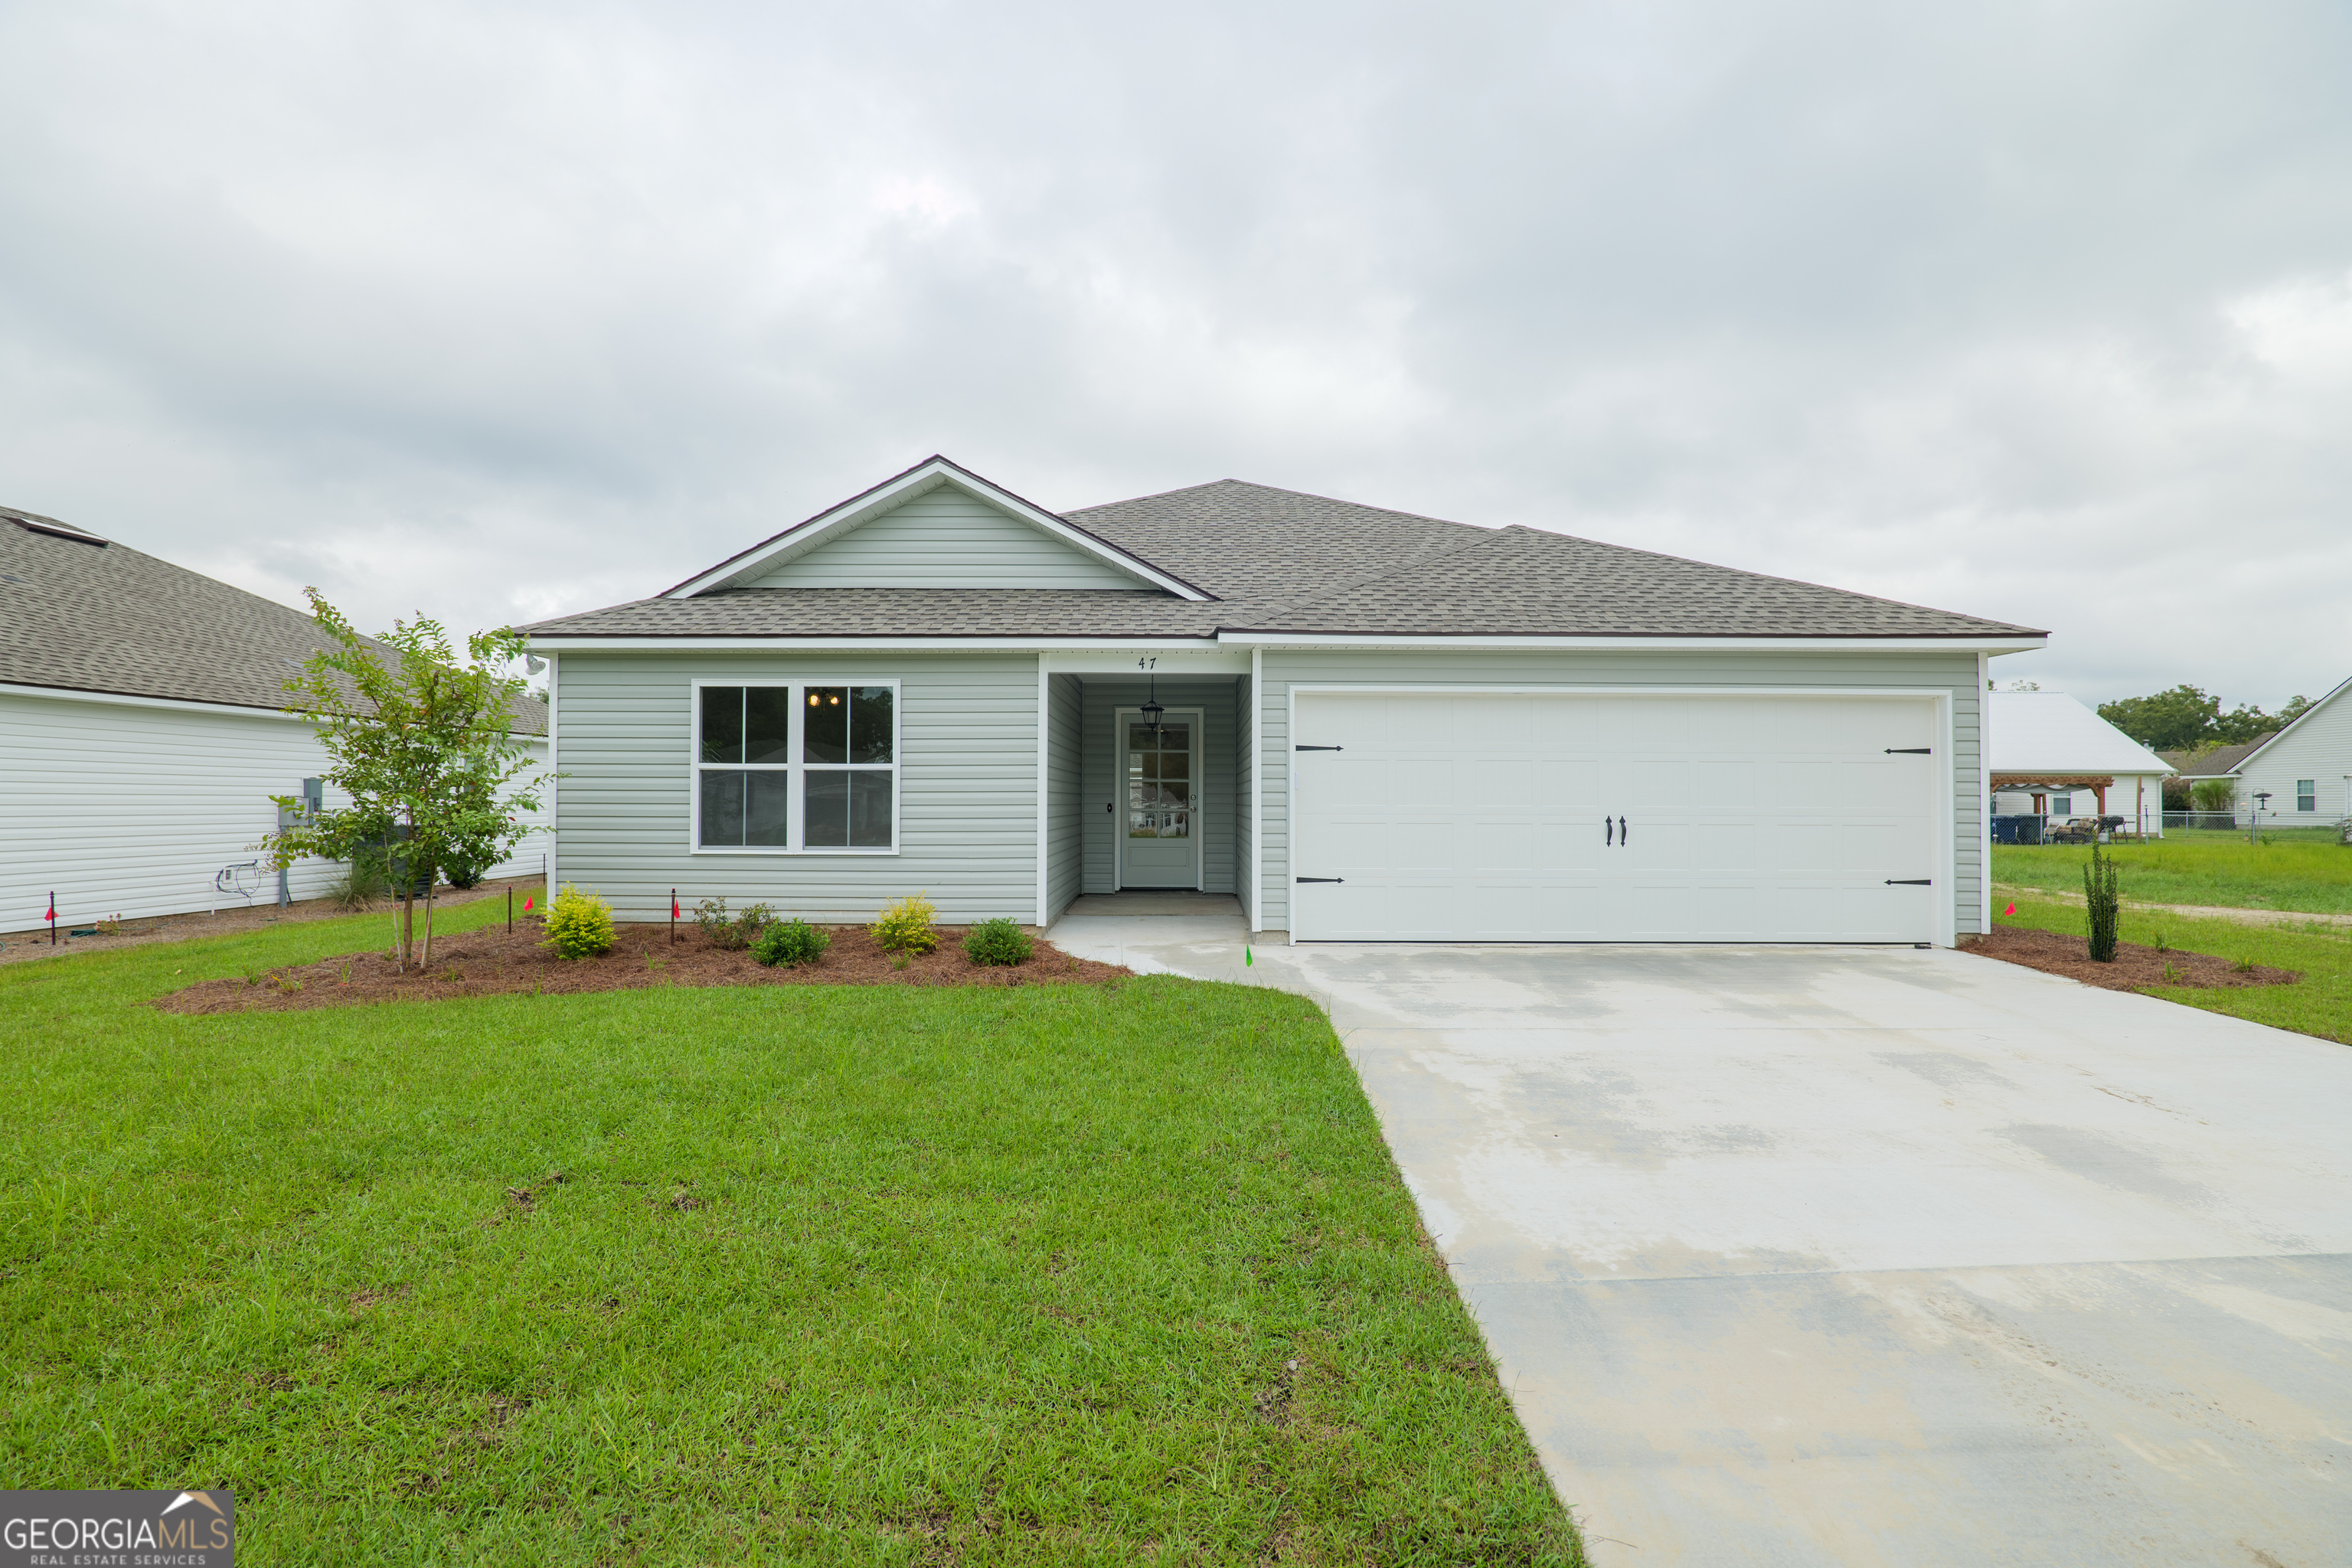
left=523, top=897, right=534, bottom=911
left=672, top=897, right=681, bottom=918
left=2004, top=902, right=2016, bottom=916
left=44, top=900, right=55, bottom=920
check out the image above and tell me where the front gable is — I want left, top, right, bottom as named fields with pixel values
left=745, top=485, right=1146, bottom=590
left=667, top=457, right=1207, bottom=599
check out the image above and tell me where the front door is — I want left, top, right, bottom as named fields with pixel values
left=1119, top=709, right=1201, bottom=890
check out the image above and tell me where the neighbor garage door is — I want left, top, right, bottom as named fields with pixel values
left=1290, top=690, right=1945, bottom=942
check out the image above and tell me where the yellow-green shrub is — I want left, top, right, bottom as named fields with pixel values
left=873, top=891, right=939, bottom=955
left=541, top=884, right=616, bottom=959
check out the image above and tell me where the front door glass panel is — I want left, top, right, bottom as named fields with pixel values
left=1127, top=722, right=1192, bottom=839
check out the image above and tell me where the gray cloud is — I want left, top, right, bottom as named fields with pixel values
left=2, top=0, right=2347, bottom=706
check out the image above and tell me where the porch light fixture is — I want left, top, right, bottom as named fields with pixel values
left=1140, top=674, right=1165, bottom=743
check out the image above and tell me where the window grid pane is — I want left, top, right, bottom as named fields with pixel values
left=700, top=683, right=893, bottom=852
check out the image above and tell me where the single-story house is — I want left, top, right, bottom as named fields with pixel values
left=1, top=504, right=550, bottom=929
left=2166, top=676, right=2352, bottom=828
left=2157, top=736, right=2277, bottom=816
left=521, top=456, right=2047, bottom=946
left=1986, top=692, right=2173, bottom=837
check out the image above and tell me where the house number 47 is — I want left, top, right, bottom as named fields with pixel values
left=1135, top=657, right=1157, bottom=670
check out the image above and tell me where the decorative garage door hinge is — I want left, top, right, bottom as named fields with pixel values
left=1296, top=877, right=1345, bottom=884
left=1883, top=747, right=1932, bottom=754
left=1295, top=744, right=1343, bottom=751
left=1885, top=878, right=1932, bottom=885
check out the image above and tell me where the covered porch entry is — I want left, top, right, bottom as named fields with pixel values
left=1042, top=652, right=1250, bottom=920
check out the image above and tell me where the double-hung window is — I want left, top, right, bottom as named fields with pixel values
left=2297, top=779, right=2316, bottom=814
left=694, top=681, right=898, bottom=852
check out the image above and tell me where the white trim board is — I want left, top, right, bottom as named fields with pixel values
left=1227, top=633, right=2045, bottom=654
left=530, top=632, right=2043, bottom=656
left=1035, top=657, right=1050, bottom=926
left=0, top=681, right=312, bottom=721
left=663, top=458, right=1210, bottom=601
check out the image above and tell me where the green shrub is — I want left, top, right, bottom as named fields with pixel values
left=694, top=897, right=776, bottom=951
left=873, top=891, right=939, bottom=955
left=963, top=917, right=1032, bottom=968
left=2083, top=840, right=2121, bottom=962
left=542, top=884, right=616, bottom=960
left=2190, top=778, right=2236, bottom=813
left=753, top=918, right=831, bottom=969
left=331, top=855, right=390, bottom=912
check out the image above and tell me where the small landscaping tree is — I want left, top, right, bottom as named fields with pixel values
left=263, top=590, right=547, bottom=972
left=2083, top=838, right=2122, bottom=963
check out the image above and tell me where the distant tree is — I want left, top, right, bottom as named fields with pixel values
left=2098, top=685, right=2222, bottom=751
left=263, top=591, right=547, bottom=972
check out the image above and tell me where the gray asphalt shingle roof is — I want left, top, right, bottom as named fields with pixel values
left=2157, top=737, right=2276, bottom=776
left=2, top=505, right=547, bottom=730
left=524, top=478, right=2044, bottom=642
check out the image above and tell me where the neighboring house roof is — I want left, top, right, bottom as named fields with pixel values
left=2156, top=737, right=2276, bottom=778
left=1988, top=693, right=2172, bottom=776
left=526, top=466, right=2047, bottom=642
left=2206, top=673, right=2352, bottom=776
left=1, top=505, right=547, bottom=733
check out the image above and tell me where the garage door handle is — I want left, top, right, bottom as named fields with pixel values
left=1295, top=744, right=1343, bottom=751
left=1886, top=878, right=1932, bottom=885
left=1296, top=877, right=1344, bottom=884
left=1884, top=748, right=1932, bottom=754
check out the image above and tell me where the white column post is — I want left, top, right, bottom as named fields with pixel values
left=1035, top=655, right=1050, bottom=928
left=543, top=652, right=559, bottom=903
left=1250, top=645, right=1263, bottom=936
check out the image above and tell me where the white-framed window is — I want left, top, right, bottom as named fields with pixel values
left=2297, top=779, right=2316, bottom=813
left=692, top=681, right=899, bottom=853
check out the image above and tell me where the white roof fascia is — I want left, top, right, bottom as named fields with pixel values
left=664, top=459, right=1210, bottom=601
left=2225, top=671, right=2352, bottom=773
left=0, top=678, right=306, bottom=720
left=524, top=635, right=1228, bottom=652
left=1214, top=632, right=2049, bottom=654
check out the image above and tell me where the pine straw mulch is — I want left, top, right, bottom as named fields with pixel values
left=153, top=920, right=1132, bottom=1014
left=1959, top=926, right=2301, bottom=992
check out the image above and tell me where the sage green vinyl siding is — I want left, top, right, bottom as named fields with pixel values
left=744, top=488, right=1146, bottom=590
left=554, top=650, right=1037, bottom=923
left=1256, top=649, right=1981, bottom=941
left=1081, top=677, right=1240, bottom=895
left=1047, top=671, right=1084, bottom=920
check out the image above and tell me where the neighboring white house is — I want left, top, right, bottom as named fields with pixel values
left=2, top=504, right=550, bottom=929
left=1987, top=691, right=2174, bottom=837
left=2204, top=675, right=2352, bottom=830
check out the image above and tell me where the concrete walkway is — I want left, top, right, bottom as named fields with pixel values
left=1048, top=911, right=2352, bottom=1566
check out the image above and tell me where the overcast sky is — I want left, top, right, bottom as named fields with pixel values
left=4, top=1, right=2348, bottom=708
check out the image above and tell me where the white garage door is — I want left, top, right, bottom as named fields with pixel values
left=1291, top=691, right=1945, bottom=942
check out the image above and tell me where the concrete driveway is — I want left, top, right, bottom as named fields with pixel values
left=1050, top=903, right=2352, bottom=1566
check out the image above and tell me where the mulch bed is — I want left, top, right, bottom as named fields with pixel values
left=1960, top=926, right=2300, bottom=992
left=154, top=920, right=1132, bottom=1014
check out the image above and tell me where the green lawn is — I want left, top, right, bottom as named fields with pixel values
left=1992, top=830, right=2352, bottom=915
left=1, top=900, right=1579, bottom=1565
left=1993, top=894, right=2352, bottom=1046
